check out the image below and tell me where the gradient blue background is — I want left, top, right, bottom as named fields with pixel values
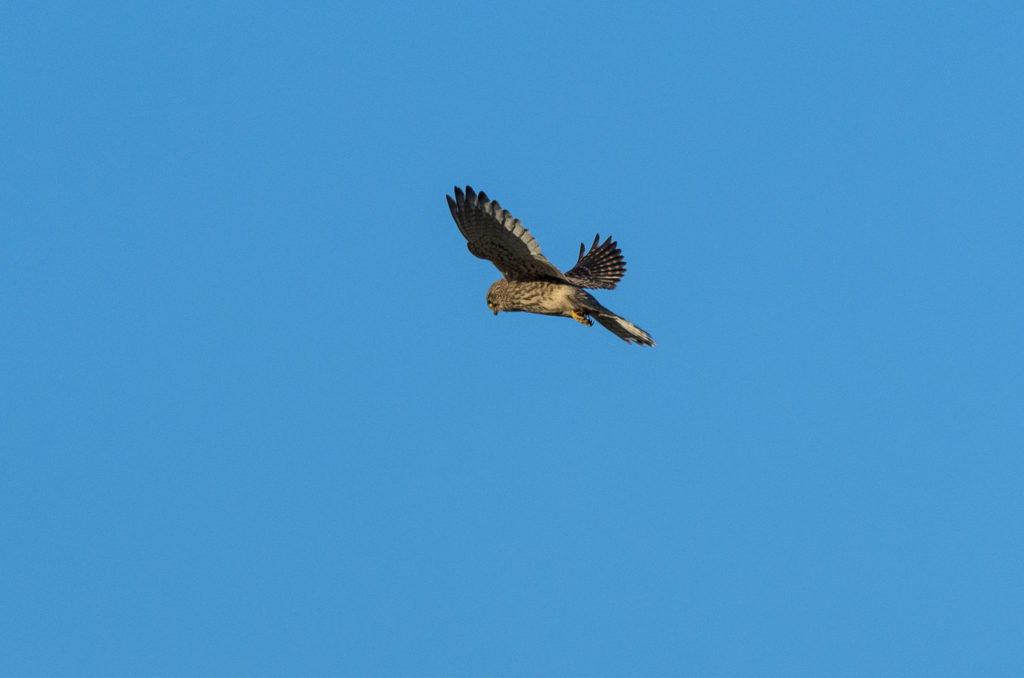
left=3, top=2, right=1022, bottom=675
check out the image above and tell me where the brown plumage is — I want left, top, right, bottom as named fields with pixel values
left=447, top=186, right=654, bottom=346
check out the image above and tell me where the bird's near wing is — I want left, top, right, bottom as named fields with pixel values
left=564, top=235, right=626, bottom=289
left=447, top=186, right=567, bottom=282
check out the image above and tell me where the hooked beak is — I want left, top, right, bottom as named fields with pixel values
left=492, top=308, right=498, bottom=315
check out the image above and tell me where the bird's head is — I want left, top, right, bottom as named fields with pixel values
left=486, top=279, right=507, bottom=315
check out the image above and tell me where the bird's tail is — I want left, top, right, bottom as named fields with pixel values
left=593, top=310, right=655, bottom=346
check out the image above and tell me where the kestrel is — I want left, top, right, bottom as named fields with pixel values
left=447, top=186, right=655, bottom=346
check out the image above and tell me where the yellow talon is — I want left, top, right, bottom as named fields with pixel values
left=571, top=310, right=594, bottom=326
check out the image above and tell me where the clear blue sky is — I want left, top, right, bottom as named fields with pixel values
left=3, top=2, right=1022, bottom=675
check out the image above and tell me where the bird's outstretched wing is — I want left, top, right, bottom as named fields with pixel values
left=447, top=186, right=567, bottom=282
left=564, top=235, right=626, bottom=290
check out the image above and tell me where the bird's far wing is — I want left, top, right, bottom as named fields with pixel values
left=447, top=186, right=567, bottom=282
left=564, top=234, right=626, bottom=289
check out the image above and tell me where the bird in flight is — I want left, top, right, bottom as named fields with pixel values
left=447, top=186, right=654, bottom=346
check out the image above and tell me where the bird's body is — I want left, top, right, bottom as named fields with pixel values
left=486, top=279, right=579, bottom=316
left=447, top=186, right=654, bottom=346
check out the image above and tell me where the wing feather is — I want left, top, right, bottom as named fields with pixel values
left=447, top=186, right=567, bottom=282
left=564, top=234, right=626, bottom=289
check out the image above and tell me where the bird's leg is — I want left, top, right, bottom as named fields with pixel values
left=570, top=310, right=594, bottom=326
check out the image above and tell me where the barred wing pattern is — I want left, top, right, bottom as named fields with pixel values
left=447, top=186, right=567, bottom=283
left=564, top=235, right=626, bottom=289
